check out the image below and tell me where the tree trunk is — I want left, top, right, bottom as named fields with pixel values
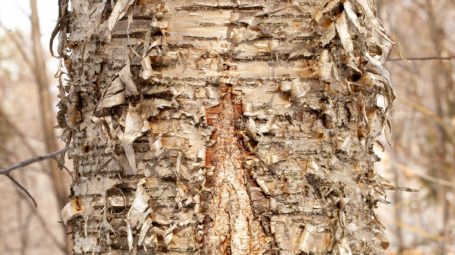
left=58, top=0, right=394, bottom=254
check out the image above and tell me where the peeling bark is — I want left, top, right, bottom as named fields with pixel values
left=57, top=0, right=394, bottom=254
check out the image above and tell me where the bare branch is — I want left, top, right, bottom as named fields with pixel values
left=387, top=56, right=455, bottom=62
left=23, top=191, right=67, bottom=251
left=0, top=23, right=35, bottom=71
left=397, top=162, right=455, bottom=189
left=0, top=149, right=67, bottom=176
left=0, top=107, right=40, bottom=157
left=5, top=174, right=38, bottom=208
left=389, top=218, right=450, bottom=242
left=397, top=97, right=455, bottom=144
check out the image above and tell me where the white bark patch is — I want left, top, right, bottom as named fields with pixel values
left=257, top=115, right=278, bottom=134
left=290, top=79, right=310, bottom=100
left=140, top=56, right=154, bottom=80
left=335, top=12, right=354, bottom=55
left=73, top=236, right=99, bottom=253
left=119, top=61, right=139, bottom=96
left=320, top=50, right=333, bottom=82
left=164, top=225, right=176, bottom=246
left=343, top=1, right=364, bottom=34
left=108, top=0, right=136, bottom=32
left=299, top=224, right=333, bottom=253
left=321, top=22, right=337, bottom=46
left=138, top=218, right=152, bottom=246
left=335, top=238, right=353, bottom=255
left=127, top=179, right=150, bottom=228
left=120, top=104, right=149, bottom=173
left=97, top=78, right=125, bottom=110
left=73, top=178, right=118, bottom=195
left=125, top=220, right=134, bottom=251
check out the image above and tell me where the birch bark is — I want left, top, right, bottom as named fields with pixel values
left=57, top=0, right=394, bottom=254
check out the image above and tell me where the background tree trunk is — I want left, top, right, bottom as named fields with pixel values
left=30, top=0, right=68, bottom=209
left=30, top=0, right=71, bottom=251
left=58, top=0, right=393, bottom=254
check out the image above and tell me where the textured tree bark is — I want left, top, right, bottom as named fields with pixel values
left=58, top=0, right=394, bottom=254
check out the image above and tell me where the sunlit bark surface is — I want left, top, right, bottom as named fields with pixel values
left=58, top=0, right=394, bottom=254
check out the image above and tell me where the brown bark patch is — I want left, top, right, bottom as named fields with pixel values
left=205, top=104, right=222, bottom=168
left=202, top=83, right=269, bottom=255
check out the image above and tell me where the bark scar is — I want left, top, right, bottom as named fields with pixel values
left=203, top=84, right=269, bottom=255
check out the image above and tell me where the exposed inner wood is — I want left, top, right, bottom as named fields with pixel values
left=204, top=83, right=268, bottom=255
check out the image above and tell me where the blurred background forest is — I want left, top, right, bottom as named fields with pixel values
left=0, top=0, right=454, bottom=254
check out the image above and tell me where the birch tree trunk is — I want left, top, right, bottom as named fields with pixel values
left=57, top=0, right=394, bottom=254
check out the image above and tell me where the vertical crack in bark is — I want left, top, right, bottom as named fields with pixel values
left=200, top=12, right=278, bottom=244
left=204, top=83, right=268, bottom=255
left=201, top=8, right=270, bottom=254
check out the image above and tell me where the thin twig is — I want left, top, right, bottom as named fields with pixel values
left=0, top=23, right=34, bottom=71
left=387, top=218, right=450, bottom=242
left=0, top=149, right=67, bottom=175
left=5, top=174, right=38, bottom=208
left=397, top=97, right=455, bottom=144
left=0, top=107, right=40, bottom=157
left=397, top=163, right=455, bottom=189
left=387, top=56, right=455, bottom=61
left=25, top=194, right=67, bottom=251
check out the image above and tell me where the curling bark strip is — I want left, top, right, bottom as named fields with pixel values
left=57, top=0, right=394, bottom=254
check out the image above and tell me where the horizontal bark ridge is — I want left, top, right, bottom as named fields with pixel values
left=59, top=0, right=393, bottom=254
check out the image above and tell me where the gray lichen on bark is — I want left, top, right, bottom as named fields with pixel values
left=57, top=0, right=394, bottom=254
